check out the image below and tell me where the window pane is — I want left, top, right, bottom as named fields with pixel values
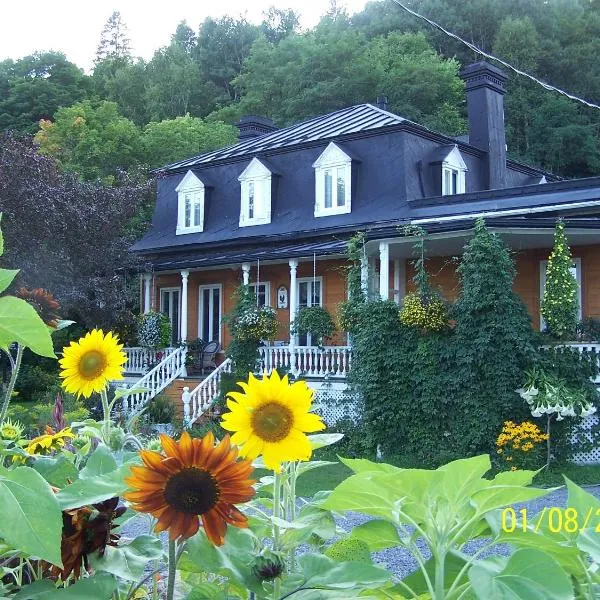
left=299, top=282, right=308, bottom=307
left=212, top=288, right=220, bottom=341
left=184, top=194, right=191, bottom=227
left=452, top=171, right=458, bottom=194
left=324, top=170, right=332, bottom=208
left=248, top=182, right=255, bottom=219
left=312, top=281, right=322, bottom=306
left=443, top=170, right=451, bottom=195
left=161, top=291, right=170, bottom=315
left=202, top=289, right=210, bottom=340
left=172, top=291, right=180, bottom=343
left=193, top=194, right=201, bottom=226
left=336, top=167, right=345, bottom=206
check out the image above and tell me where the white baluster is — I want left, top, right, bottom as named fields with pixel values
left=182, top=387, right=191, bottom=428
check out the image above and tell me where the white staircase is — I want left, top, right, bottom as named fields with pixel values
left=120, top=346, right=187, bottom=416
left=182, top=358, right=232, bottom=427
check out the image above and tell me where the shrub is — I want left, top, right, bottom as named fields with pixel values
left=292, top=306, right=336, bottom=345
left=146, top=394, right=175, bottom=424
left=399, top=291, right=447, bottom=331
left=576, top=317, right=600, bottom=341
left=137, top=310, right=172, bottom=348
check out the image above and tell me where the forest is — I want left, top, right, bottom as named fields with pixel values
left=1, top=0, right=600, bottom=332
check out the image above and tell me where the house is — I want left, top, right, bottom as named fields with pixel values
left=128, top=61, right=600, bottom=424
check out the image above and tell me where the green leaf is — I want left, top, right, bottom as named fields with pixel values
left=564, top=477, right=600, bottom=534
left=32, top=455, right=78, bottom=487
left=111, top=386, right=149, bottom=400
left=577, top=527, right=600, bottom=563
left=90, top=535, right=164, bottom=581
left=0, top=269, right=19, bottom=294
left=339, top=456, right=404, bottom=475
left=79, top=444, right=117, bottom=478
left=468, top=548, right=574, bottom=600
left=434, top=455, right=490, bottom=504
left=308, top=433, right=344, bottom=450
left=53, top=320, right=75, bottom=332
left=14, top=573, right=118, bottom=599
left=56, top=462, right=133, bottom=509
left=0, top=296, right=56, bottom=357
left=402, top=550, right=468, bottom=597
left=470, top=484, right=553, bottom=515
left=349, top=519, right=401, bottom=552
left=0, top=466, right=63, bottom=566
left=186, top=583, right=229, bottom=599
left=298, top=553, right=390, bottom=590
left=296, top=460, right=338, bottom=478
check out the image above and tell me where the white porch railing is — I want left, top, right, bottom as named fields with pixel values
left=182, top=358, right=232, bottom=427
left=258, top=345, right=352, bottom=378
left=122, top=346, right=187, bottom=415
left=123, top=347, right=176, bottom=374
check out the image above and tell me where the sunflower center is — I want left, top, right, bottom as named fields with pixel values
left=163, top=467, right=220, bottom=515
left=79, top=351, right=107, bottom=380
left=251, top=402, right=293, bottom=442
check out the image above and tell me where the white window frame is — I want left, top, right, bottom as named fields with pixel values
left=313, top=142, right=352, bottom=217
left=296, top=277, right=324, bottom=346
left=198, top=284, right=223, bottom=343
left=248, top=281, right=271, bottom=307
left=175, top=170, right=206, bottom=235
left=238, top=158, right=272, bottom=227
left=441, top=146, right=467, bottom=196
left=539, top=257, right=582, bottom=329
left=159, top=287, right=181, bottom=345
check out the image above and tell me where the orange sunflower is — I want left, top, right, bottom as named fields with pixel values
left=124, top=431, right=255, bottom=545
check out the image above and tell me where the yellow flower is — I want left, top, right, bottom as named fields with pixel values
left=25, top=427, right=74, bottom=456
left=0, top=418, right=24, bottom=441
left=59, top=329, right=127, bottom=397
left=221, top=371, right=325, bottom=472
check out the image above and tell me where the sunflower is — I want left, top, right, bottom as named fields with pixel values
left=0, top=418, right=24, bottom=442
left=124, top=431, right=255, bottom=545
left=16, top=287, right=61, bottom=327
left=25, top=426, right=74, bottom=456
left=220, top=371, right=325, bottom=472
left=59, top=329, right=127, bottom=397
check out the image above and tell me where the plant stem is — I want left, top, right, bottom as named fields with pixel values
left=546, top=414, right=552, bottom=469
left=166, top=538, right=177, bottom=600
left=100, top=388, right=112, bottom=445
left=288, top=462, right=297, bottom=572
left=273, top=470, right=283, bottom=600
left=0, top=344, right=23, bottom=425
left=434, top=549, right=446, bottom=600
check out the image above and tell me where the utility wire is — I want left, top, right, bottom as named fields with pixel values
left=389, top=0, right=600, bottom=111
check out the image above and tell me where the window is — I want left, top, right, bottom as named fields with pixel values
left=313, top=142, right=352, bottom=217
left=248, top=282, right=271, bottom=307
left=296, top=277, right=323, bottom=346
left=539, top=258, right=582, bottom=329
left=238, top=158, right=272, bottom=227
left=160, top=288, right=181, bottom=344
left=198, top=285, right=222, bottom=343
left=441, top=146, right=467, bottom=196
left=175, top=170, right=206, bottom=234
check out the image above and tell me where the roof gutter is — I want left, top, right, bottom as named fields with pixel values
left=410, top=199, right=600, bottom=226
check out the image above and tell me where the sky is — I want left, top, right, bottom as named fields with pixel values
left=0, top=0, right=369, bottom=71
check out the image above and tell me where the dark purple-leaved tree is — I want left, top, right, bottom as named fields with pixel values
left=0, top=134, right=153, bottom=341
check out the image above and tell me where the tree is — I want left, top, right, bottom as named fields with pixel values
left=0, top=53, right=88, bottom=134
left=141, top=115, right=237, bottom=168
left=95, top=11, right=132, bottom=63
left=0, top=134, right=153, bottom=338
left=261, top=7, right=301, bottom=43
left=33, top=100, right=142, bottom=182
left=171, top=20, right=197, bottom=54
left=541, top=219, right=579, bottom=339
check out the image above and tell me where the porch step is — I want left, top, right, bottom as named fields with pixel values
left=162, top=377, right=204, bottom=420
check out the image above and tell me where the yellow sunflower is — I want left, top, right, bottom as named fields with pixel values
left=220, top=371, right=325, bottom=472
left=124, top=431, right=255, bottom=545
left=25, top=427, right=74, bottom=456
left=59, top=329, right=127, bottom=397
left=0, top=418, right=24, bottom=442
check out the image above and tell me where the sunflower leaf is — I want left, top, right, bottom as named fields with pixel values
left=0, top=296, right=56, bottom=358
left=0, top=269, right=18, bottom=294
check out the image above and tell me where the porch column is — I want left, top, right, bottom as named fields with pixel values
left=379, top=242, right=390, bottom=300
left=180, top=270, right=189, bottom=343
left=289, top=259, right=298, bottom=345
left=242, top=262, right=251, bottom=285
left=142, top=274, right=152, bottom=314
left=393, top=259, right=406, bottom=304
left=360, top=254, right=368, bottom=295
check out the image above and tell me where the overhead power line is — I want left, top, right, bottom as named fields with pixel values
left=389, top=0, right=600, bottom=111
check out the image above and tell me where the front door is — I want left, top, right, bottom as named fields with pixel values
left=160, top=288, right=180, bottom=345
left=297, top=278, right=322, bottom=346
left=199, top=285, right=222, bottom=343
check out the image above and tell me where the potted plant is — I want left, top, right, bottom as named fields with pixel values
left=292, top=306, right=336, bottom=347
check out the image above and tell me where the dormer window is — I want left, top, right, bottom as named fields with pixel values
left=238, top=158, right=273, bottom=227
left=176, top=170, right=206, bottom=235
left=313, top=142, right=352, bottom=217
left=441, top=146, right=467, bottom=196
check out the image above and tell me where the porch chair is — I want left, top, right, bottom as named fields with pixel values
left=201, top=341, right=221, bottom=374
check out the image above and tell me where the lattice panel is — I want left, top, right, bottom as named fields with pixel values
left=308, top=381, right=361, bottom=425
left=571, top=414, right=600, bottom=465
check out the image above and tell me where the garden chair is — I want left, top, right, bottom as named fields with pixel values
left=201, top=341, right=221, bottom=374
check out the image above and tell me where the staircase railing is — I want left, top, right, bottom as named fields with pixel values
left=122, top=346, right=187, bottom=416
left=182, top=358, right=232, bottom=427
left=123, top=347, right=175, bottom=374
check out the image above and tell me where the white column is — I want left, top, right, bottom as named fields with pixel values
left=379, top=242, right=390, bottom=300
left=242, top=262, right=251, bottom=285
left=180, top=270, right=189, bottom=343
left=393, top=259, right=406, bottom=304
left=289, top=259, right=298, bottom=346
left=360, top=254, right=368, bottom=295
left=143, top=274, right=152, bottom=314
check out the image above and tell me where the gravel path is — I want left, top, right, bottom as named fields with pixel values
left=121, top=485, right=600, bottom=584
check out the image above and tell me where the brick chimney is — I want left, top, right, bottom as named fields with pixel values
left=460, top=61, right=508, bottom=190
left=235, top=115, right=278, bottom=141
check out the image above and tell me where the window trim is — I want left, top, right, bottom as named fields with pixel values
left=441, top=146, right=467, bottom=196
left=248, top=281, right=272, bottom=307
left=238, top=158, right=272, bottom=227
left=313, top=143, right=352, bottom=217
left=539, top=257, right=582, bottom=329
left=198, top=284, right=223, bottom=343
left=175, top=170, right=206, bottom=235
